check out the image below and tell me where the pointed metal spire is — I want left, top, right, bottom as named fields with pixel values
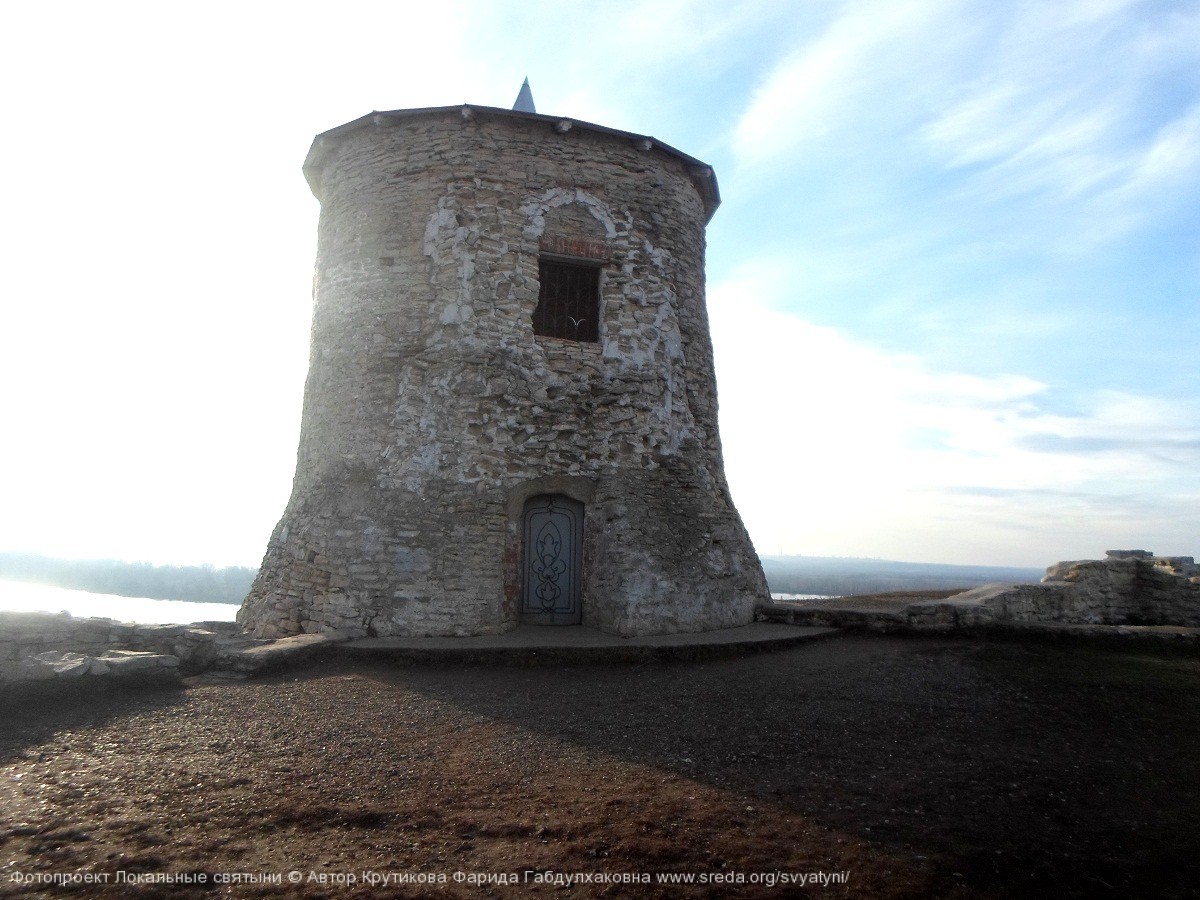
left=512, top=78, right=536, bottom=114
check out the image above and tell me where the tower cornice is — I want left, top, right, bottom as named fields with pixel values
left=302, top=104, right=720, bottom=222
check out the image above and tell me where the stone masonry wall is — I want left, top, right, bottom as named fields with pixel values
left=0, top=611, right=338, bottom=693
left=239, top=108, right=769, bottom=638
left=0, top=611, right=224, bottom=668
left=932, top=551, right=1200, bottom=628
left=0, top=611, right=209, bottom=690
left=1029, top=551, right=1200, bottom=626
left=762, top=550, right=1200, bottom=633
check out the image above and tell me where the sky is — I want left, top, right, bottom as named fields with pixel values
left=1, top=0, right=1197, bottom=570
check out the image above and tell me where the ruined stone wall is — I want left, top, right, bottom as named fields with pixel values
left=761, top=551, right=1200, bottom=635
left=0, top=611, right=226, bottom=665
left=0, top=611, right=213, bottom=689
left=1034, top=552, right=1200, bottom=626
left=946, top=552, right=1200, bottom=628
left=0, top=612, right=335, bottom=693
left=239, top=108, right=768, bottom=638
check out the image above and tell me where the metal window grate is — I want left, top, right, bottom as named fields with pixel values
left=533, top=259, right=600, bottom=342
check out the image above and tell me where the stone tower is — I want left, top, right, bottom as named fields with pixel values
left=238, top=91, right=770, bottom=639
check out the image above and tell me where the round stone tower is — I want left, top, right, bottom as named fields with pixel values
left=238, top=96, right=770, bottom=638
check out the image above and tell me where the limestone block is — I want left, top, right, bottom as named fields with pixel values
left=99, top=650, right=178, bottom=673
left=32, top=651, right=91, bottom=677
left=216, top=633, right=334, bottom=674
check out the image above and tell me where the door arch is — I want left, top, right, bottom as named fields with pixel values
left=521, top=494, right=584, bottom=625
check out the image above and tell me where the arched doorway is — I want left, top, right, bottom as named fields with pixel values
left=521, top=494, right=584, bottom=625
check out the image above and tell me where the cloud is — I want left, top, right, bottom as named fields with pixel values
left=1106, top=101, right=1200, bottom=204
left=1017, top=434, right=1200, bottom=460
left=725, top=0, right=1200, bottom=258
left=925, top=97, right=1129, bottom=201
left=732, top=0, right=950, bottom=166
left=707, top=267, right=1200, bottom=565
left=913, top=2, right=1200, bottom=247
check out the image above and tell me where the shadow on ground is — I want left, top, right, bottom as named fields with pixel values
left=383, top=635, right=1200, bottom=898
left=1, top=634, right=1197, bottom=898
left=0, top=682, right=187, bottom=756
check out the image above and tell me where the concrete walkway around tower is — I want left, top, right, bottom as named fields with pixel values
left=338, top=622, right=839, bottom=665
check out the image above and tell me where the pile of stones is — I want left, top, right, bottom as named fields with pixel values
left=1, top=611, right=334, bottom=696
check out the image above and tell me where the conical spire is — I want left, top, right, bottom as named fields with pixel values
left=512, top=78, right=536, bottom=114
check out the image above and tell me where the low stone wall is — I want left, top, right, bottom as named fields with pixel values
left=13, top=649, right=183, bottom=690
left=1, top=612, right=233, bottom=669
left=1036, top=553, right=1200, bottom=626
left=0, top=612, right=335, bottom=694
left=760, top=550, right=1200, bottom=639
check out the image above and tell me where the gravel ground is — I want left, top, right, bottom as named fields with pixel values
left=2, top=633, right=1198, bottom=899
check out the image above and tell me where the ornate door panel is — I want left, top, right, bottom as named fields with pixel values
left=521, top=494, right=584, bottom=625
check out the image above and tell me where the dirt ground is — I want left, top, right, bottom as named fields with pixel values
left=2, top=631, right=1198, bottom=899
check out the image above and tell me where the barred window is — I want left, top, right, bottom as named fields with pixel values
left=533, top=258, right=600, bottom=342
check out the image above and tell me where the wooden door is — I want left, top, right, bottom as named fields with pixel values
left=521, top=494, right=583, bottom=625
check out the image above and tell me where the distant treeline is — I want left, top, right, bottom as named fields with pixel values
left=0, top=550, right=1043, bottom=605
left=0, top=552, right=256, bottom=605
left=762, top=556, right=1043, bottom=597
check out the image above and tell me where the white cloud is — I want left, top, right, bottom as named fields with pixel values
left=1120, top=102, right=1200, bottom=193
left=708, top=268, right=1200, bottom=566
left=723, top=0, right=1200, bottom=257
left=925, top=94, right=1128, bottom=201
left=920, top=84, right=1033, bottom=167
left=732, top=0, right=951, bottom=166
left=909, top=2, right=1200, bottom=247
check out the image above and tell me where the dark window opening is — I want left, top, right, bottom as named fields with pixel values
left=533, top=258, right=600, bottom=342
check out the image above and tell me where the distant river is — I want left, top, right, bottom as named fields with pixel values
left=0, top=580, right=826, bottom=625
left=0, top=579, right=239, bottom=624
